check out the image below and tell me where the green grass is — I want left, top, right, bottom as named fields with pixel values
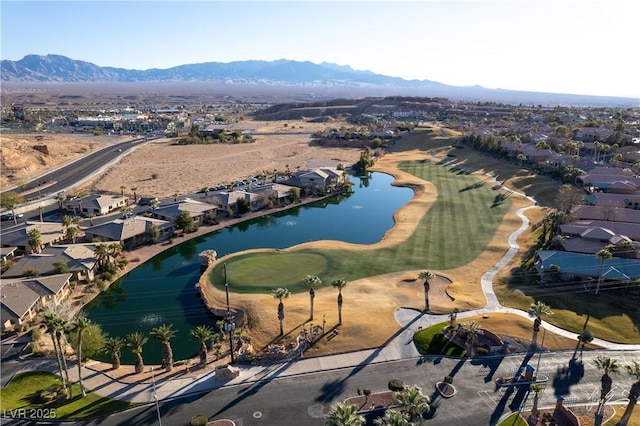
left=0, top=371, right=135, bottom=419
left=412, top=322, right=465, bottom=356
left=497, top=413, right=528, bottom=426
left=210, top=160, right=511, bottom=292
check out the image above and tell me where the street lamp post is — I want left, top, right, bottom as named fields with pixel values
left=150, top=367, right=162, bottom=426
left=224, top=263, right=236, bottom=363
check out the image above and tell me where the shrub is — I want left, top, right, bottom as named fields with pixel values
left=189, top=415, right=208, bottom=426
left=388, top=379, right=405, bottom=391
left=445, top=376, right=453, bottom=384
left=151, top=173, right=159, bottom=179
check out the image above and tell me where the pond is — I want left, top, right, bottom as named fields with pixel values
left=83, top=172, right=413, bottom=364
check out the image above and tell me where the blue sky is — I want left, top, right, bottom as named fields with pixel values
left=1, top=0, right=637, bottom=98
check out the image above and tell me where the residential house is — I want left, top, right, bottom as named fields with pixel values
left=534, top=250, right=640, bottom=286
left=0, top=222, right=66, bottom=254
left=296, top=167, right=348, bottom=192
left=575, top=127, right=613, bottom=143
left=561, top=220, right=640, bottom=242
left=248, top=183, right=296, bottom=207
left=210, top=191, right=264, bottom=213
left=1, top=273, right=72, bottom=330
left=63, top=193, right=128, bottom=216
left=2, top=244, right=99, bottom=282
left=559, top=226, right=635, bottom=256
left=149, top=199, right=217, bottom=225
left=84, top=216, right=174, bottom=249
left=570, top=205, right=640, bottom=224
left=585, top=192, right=640, bottom=210
left=1, top=247, right=17, bottom=265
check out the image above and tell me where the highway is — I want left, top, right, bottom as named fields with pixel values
left=1, top=136, right=155, bottom=202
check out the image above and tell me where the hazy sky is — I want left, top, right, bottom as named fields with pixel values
left=1, top=0, right=637, bottom=98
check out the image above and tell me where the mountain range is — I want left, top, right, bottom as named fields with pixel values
left=1, top=54, right=636, bottom=107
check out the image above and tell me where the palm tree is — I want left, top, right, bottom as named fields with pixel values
left=38, top=205, right=44, bottom=222
left=87, top=213, right=96, bottom=226
left=418, top=270, right=435, bottom=312
left=65, top=225, right=79, bottom=243
left=528, top=301, right=553, bottom=347
left=593, top=355, right=620, bottom=426
left=617, top=360, right=640, bottom=426
left=44, top=312, right=74, bottom=398
left=73, top=315, right=92, bottom=397
left=394, top=385, right=431, bottom=422
left=325, top=402, right=364, bottom=426
left=461, top=321, right=483, bottom=357
left=595, top=247, right=613, bottom=295
left=27, top=228, right=42, bottom=254
left=271, top=287, right=291, bottom=336
left=108, top=243, right=123, bottom=267
left=120, top=185, right=126, bottom=197
left=331, top=278, right=349, bottom=325
left=103, top=336, right=124, bottom=370
left=130, top=186, right=138, bottom=202
left=94, top=243, right=110, bottom=272
left=190, top=325, right=214, bottom=364
left=151, top=324, right=177, bottom=372
left=0, top=191, right=25, bottom=225
left=449, top=307, right=460, bottom=329
left=374, top=410, right=410, bottom=426
left=304, top=275, right=322, bottom=320
left=126, top=332, right=148, bottom=374
left=529, top=383, right=544, bottom=425
left=41, top=312, right=68, bottom=394
left=55, top=192, right=66, bottom=209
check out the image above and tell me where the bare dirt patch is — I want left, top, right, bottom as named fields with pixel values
left=0, top=133, right=122, bottom=190
left=90, top=120, right=362, bottom=198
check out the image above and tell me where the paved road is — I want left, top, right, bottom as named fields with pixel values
left=2, top=351, right=638, bottom=426
left=1, top=136, right=153, bottom=202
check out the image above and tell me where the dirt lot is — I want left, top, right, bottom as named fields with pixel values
left=1, top=120, right=361, bottom=198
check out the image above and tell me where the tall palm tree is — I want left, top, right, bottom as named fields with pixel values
left=394, top=385, right=431, bottom=422
left=73, top=316, right=92, bottom=397
left=529, top=383, right=544, bottom=425
left=271, top=287, right=291, bottom=336
left=38, top=205, right=44, bottom=222
left=27, top=228, right=42, bottom=254
left=120, top=185, right=126, bottom=197
left=528, top=301, right=553, bottom=347
left=130, top=186, right=138, bottom=202
left=374, top=410, right=411, bottom=426
left=617, top=360, right=640, bottom=426
left=87, top=213, right=96, bottom=226
left=595, top=247, right=613, bottom=295
left=331, top=278, right=349, bottom=325
left=304, top=275, right=322, bottom=320
left=126, top=332, right=148, bottom=374
left=325, top=402, right=364, bottom=426
left=41, top=312, right=68, bottom=393
left=593, top=355, right=620, bottom=426
left=46, top=312, right=74, bottom=398
left=418, top=270, right=435, bottom=312
left=151, top=324, right=177, bottom=372
left=103, top=336, right=124, bottom=370
left=190, top=325, right=214, bottom=364
left=461, top=321, right=483, bottom=357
